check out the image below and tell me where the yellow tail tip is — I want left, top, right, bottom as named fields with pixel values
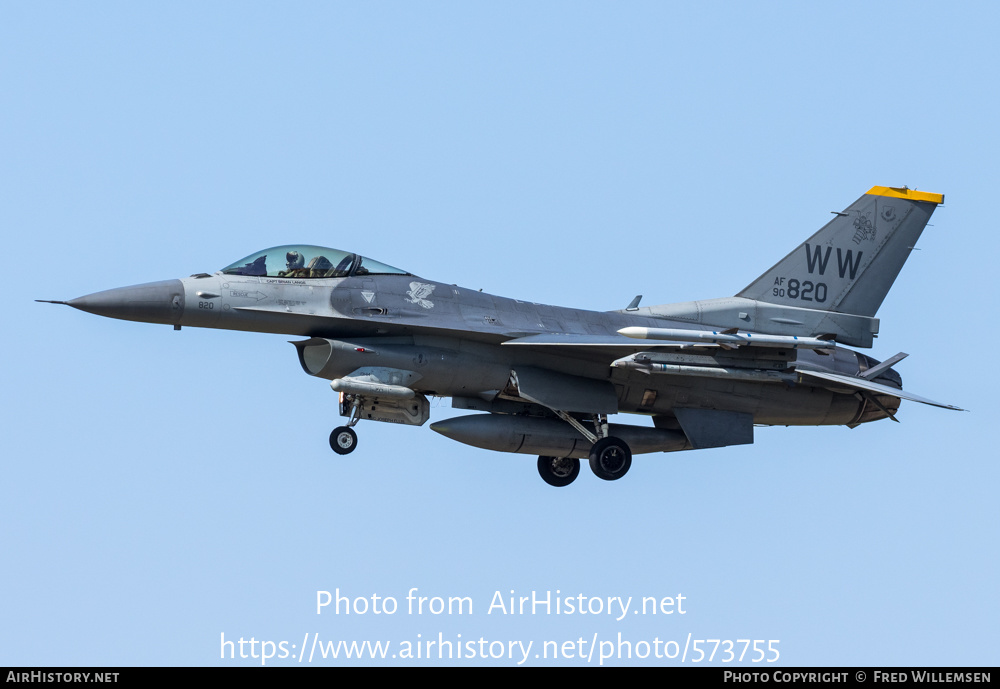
left=866, top=186, right=944, bottom=205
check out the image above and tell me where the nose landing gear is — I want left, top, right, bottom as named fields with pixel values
left=325, top=389, right=431, bottom=455
left=330, top=426, right=358, bottom=454
left=329, top=395, right=363, bottom=455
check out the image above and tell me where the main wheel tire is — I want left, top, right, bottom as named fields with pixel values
left=330, top=426, right=358, bottom=455
left=537, top=456, right=580, bottom=487
left=588, top=437, right=632, bottom=481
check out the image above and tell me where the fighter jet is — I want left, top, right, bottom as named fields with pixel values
left=41, top=186, right=962, bottom=486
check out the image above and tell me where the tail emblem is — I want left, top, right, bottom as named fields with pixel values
left=852, top=211, right=877, bottom=244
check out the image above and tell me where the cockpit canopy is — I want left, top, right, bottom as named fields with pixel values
left=220, top=245, right=410, bottom=279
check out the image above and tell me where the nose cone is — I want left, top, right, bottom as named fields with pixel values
left=67, top=279, right=185, bottom=325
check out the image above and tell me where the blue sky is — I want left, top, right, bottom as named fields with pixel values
left=2, top=2, right=996, bottom=666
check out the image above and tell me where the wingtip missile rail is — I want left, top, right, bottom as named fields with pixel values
left=610, top=355, right=798, bottom=384
left=617, top=326, right=836, bottom=350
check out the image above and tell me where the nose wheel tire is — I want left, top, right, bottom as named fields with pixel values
left=537, top=456, right=580, bottom=487
left=589, top=437, right=631, bottom=481
left=330, top=426, right=358, bottom=455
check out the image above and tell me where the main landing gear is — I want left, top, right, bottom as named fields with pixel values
left=537, top=456, right=581, bottom=487
left=535, top=414, right=633, bottom=487
left=588, top=437, right=631, bottom=481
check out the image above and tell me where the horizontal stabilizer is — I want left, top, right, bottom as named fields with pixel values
left=795, top=369, right=964, bottom=411
left=860, top=352, right=908, bottom=379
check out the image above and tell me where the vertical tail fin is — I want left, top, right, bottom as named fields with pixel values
left=737, top=186, right=943, bottom=317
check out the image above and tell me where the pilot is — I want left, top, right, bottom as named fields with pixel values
left=286, top=251, right=305, bottom=271
left=278, top=251, right=307, bottom=277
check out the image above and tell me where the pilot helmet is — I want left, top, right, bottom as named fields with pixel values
left=286, top=251, right=305, bottom=270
